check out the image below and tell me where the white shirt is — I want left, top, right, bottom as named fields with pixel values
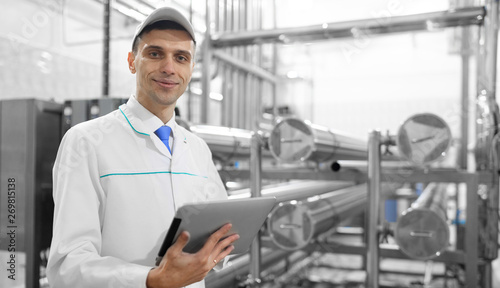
left=47, top=96, right=227, bottom=288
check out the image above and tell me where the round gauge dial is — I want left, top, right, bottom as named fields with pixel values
left=397, top=113, right=452, bottom=166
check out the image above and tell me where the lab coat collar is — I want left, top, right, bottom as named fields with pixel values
left=119, top=96, right=188, bottom=158
left=126, top=96, right=168, bottom=134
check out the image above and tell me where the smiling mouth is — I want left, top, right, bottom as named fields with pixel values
left=154, top=79, right=178, bottom=88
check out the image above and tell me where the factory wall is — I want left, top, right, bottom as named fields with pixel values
left=0, top=0, right=220, bottom=124
left=1, top=0, right=136, bottom=101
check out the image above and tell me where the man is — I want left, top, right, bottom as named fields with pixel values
left=47, top=7, right=239, bottom=288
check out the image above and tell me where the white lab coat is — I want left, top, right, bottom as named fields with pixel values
left=47, top=99, right=227, bottom=288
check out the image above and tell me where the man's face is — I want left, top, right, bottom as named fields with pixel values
left=128, top=29, right=195, bottom=114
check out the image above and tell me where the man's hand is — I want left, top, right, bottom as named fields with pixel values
left=146, top=223, right=239, bottom=288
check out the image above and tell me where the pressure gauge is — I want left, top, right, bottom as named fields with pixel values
left=396, top=113, right=452, bottom=166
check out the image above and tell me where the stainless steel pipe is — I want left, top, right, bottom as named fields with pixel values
left=190, top=125, right=251, bottom=159
left=213, top=50, right=278, bottom=83
left=205, top=249, right=307, bottom=288
left=394, top=183, right=449, bottom=260
left=266, top=182, right=396, bottom=251
left=268, top=118, right=367, bottom=163
left=189, top=124, right=271, bottom=161
left=229, top=180, right=355, bottom=202
left=212, top=7, right=484, bottom=47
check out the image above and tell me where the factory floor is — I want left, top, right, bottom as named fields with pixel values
left=263, top=251, right=500, bottom=288
left=268, top=253, right=452, bottom=288
left=2, top=249, right=500, bottom=287
left=257, top=226, right=500, bottom=288
left=227, top=224, right=499, bottom=288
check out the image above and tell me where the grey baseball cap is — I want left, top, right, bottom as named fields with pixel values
left=132, top=7, right=196, bottom=50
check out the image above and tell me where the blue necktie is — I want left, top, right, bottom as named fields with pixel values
left=155, top=126, right=172, bottom=154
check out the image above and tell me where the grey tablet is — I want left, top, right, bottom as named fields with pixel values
left=156, top=197, right=276, bottom=266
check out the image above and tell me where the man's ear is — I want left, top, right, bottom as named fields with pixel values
left=127, top=52, right=136, bottom=74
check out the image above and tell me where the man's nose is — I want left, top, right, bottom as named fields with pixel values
left=160, top=57, right=175, bottom=74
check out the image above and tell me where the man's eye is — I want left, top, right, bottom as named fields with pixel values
left=177, top=55, right=188, bottom=62
left=149, top=52, right=160, bottom=57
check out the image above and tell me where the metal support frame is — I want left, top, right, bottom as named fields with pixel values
left=102, top=0, right=111, bottom=97
left=465, top=174, right=479, bottom=287
left=477, top=0, right=500, bottom=264
left=360, top=160, right=487, bottom=287
left=249, top=131, right=263, bottom=286
left=201, top=0, right=212, bottom=124
left=366, top=131, right=381, bottom=288
left=235, top=129, right=488, bottom=287
left=477, top=0, right=498, bottom=95
left=459, top=23, right=470, bottom=170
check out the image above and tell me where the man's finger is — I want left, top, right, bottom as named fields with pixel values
left=170, top=231, right=190, bottom=254
left=199, top=223, right=232, bottom=254
left=214, top=244, right=235, bottom=264
left=213, top=233, right=239, bottom=254
left=210, top=234, right=238, bottom=261
left=209, top=223, right=232, bottom=243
